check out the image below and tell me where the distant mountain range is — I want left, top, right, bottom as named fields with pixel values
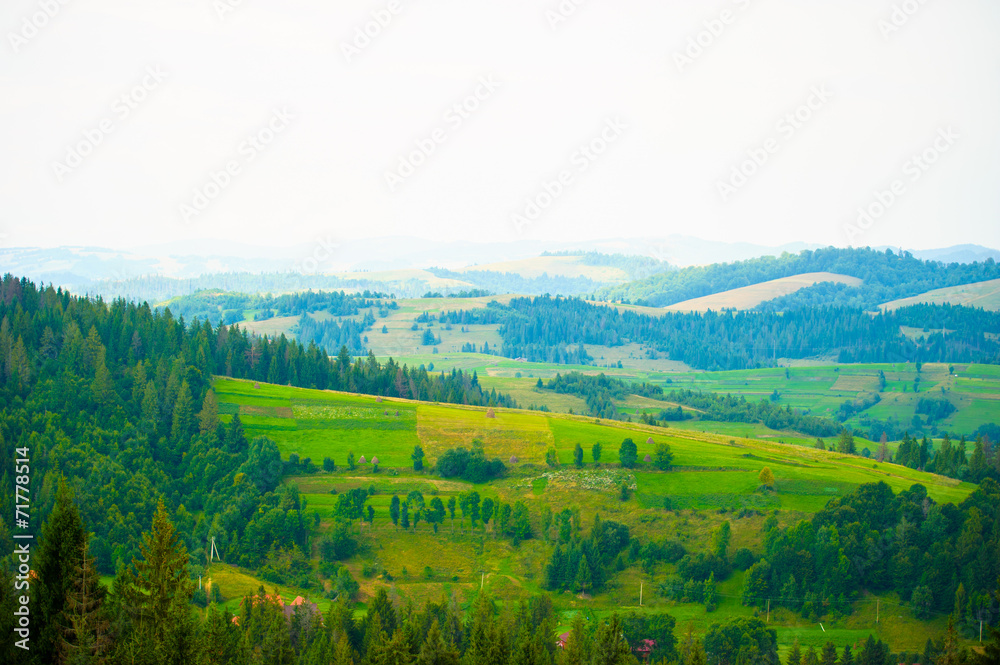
left=1, top=239, right=997, bottom=303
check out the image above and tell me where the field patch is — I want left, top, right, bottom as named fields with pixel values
left=417, top=405, right=554, bottom=464
left=663, top=272, right=862, bottom=312
left=829, top=374, right=880, bottom=392
left=880, top=277, right=1000, bottom=311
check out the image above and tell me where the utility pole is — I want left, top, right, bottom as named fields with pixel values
left=766, top=599, right=770, bottom=624
left=481, top=573, right=484, bottom=591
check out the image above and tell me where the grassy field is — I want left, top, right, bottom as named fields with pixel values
left=212, top=377, right=981, bottom=652
left=662, top=273, right=863, bottom=312
left=219, top=292, right=998, bottom=440
left=881, top=277, right=1000, bottom=311
left=383, top=354, right=998, bottom=443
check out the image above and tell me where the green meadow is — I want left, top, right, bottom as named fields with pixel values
left=210, top=376, right=980, bottom=653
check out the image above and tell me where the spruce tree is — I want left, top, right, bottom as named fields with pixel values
left=592, top=614, right=632, bottom=665
left=198, top=389, right=219, bottom=435
left=59, top=538, right=110, bottom=665
left=839, top=644, right=854, bottom=665
left=36, top=478, right=88, bottom=665
left=417, top=620, right=459, bottom=665
left=171, top=380, right=195, bottom=440
left=575, top=554, right=592, bottom=596
left=787, top=640, right=803, bottom=665
left=126, top=498, right=196, bottom=665
left=821, top=642, right=838, bottom=665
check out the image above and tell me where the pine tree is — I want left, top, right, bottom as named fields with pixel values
left=592, top=614, right=632, bottom=665
left=938, top=616, right=965, bottom=665
left=786, top=640, right=803, bottom=665
left=564, top=613, right=588, bottom=665
left=703, top=572, right=717, bottom=611
left=125, top=498, right=196, bottom=665
left=417, top=620, right=459, bottom=665
left=821, top=642, right=838, bottom=665
left=225, top=413, right=247, bottom=452
left=202, top=604, right=239, bottom=665
left=390, top=495, right=401, bottom=529
left=713, top=521, right=731, bottom=559
left=575, top=554, right=592, bottom=595
left=59, top=538, right=111, bottom=665
left=333, top=631, right=354, bottom=665
left=839, top=644, right=854, bottom=665
left=36, top=478, right=88, bottom=665
left=877, top=433, right=890, bottom=463
left=198, top=389, right=220, bottom=435
left=690, top=638, right=707, bottom=665
left=141, top=379, right=159, bottom=427
left=171, top=380, right=195, bottom=440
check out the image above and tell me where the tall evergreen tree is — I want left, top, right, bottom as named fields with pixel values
left=35, top=478, right=88, bottom=665
left=821, top=642, right=838, bottom=665
left=416, top=620, right=459, bottom=665
left=59, top=538, right=110, bottom=665
left=592, top=614, right=632, bottom=665
left=122, top=498, right=196, bottom=665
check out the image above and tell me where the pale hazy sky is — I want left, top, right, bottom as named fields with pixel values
left=2, top=0, right=999, bottom=252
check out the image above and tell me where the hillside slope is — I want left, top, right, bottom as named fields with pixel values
left=880, top=277, right=1000, bottom=311
left=663, top=272, right=861, bottom=312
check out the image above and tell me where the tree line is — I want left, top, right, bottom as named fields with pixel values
left=597, top=247, right=1000, bottom=309
left=488, top=296, right=1000, bottom=371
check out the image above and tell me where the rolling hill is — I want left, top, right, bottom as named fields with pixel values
left=880, top=278, right=1000, bottom=311
left=210, top=377, right=981, bottom=652
left=662, top=272, right=862, bottom=312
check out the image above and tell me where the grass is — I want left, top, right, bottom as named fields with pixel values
left=212, top=376, right=983, bottom=653
left=662, top=272, right=863, bottom=312
left=880, top=277, right=1000, bottom=311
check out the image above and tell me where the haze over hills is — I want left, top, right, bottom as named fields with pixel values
left=2, top=238, right=997, bottom=300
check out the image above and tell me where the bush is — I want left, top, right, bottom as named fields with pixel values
left=732, top=547, right=756, bottom=571
left=318, top=520, right=358, bottom=561
left=619, top=438, right=638, bottom=468
left=436, top=445, right=505, bottom=483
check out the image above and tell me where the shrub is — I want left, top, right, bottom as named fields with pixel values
left=732, top=547, right=756, bottom=571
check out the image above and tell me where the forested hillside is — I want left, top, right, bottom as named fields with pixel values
left=0, top=274, right=512, bottom=565
left=474, top=297, right=1000, bottom=370
left=598, top=247, right=1000, bottom=309
left=2, top=273, right=1000, bottom=665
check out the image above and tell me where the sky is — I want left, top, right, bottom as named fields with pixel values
left=2, top=0, right=999, bottom=253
